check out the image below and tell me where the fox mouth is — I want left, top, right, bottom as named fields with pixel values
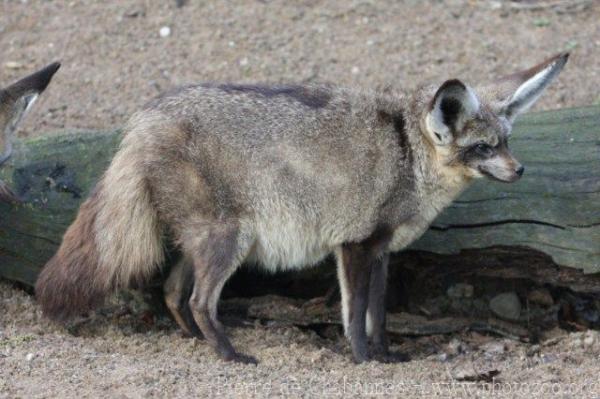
left=478, top=166, right=519, bottom=183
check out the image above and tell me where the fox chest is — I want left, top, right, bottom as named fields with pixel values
left=246, top=214, right=334, bottom=272
left=388, top=182, right=465, bottom=252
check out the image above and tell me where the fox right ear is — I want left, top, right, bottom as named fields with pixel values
left=425, top=79, right=479, bottom=146
left=485, top=53, right=569, bottom=122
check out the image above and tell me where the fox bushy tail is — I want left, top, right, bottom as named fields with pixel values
left=35, top=130, right=164, bottom=320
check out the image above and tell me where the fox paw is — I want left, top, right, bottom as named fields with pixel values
left=370, top=349, right=410, bottom=364
left=224, top=351, right=258, bottom=365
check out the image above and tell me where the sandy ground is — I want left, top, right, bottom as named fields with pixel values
left=2, top=0, right=600, bottom=398
left=2, top=281, right=600, bottom=399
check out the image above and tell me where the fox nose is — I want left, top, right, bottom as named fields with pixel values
left=515, top=165, right=525, bottom=177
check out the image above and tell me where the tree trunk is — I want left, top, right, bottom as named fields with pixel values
left=0, top=106, right=599, bottom=289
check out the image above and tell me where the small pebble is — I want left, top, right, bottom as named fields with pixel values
left=25, top=353, right=34, bottom=362
left=446, top=338, right=464, bottom=356
left=447, top=283, right=474, bottom=299
left=541, top=353, right=558, bottom=364
left=526, top=344, right=540, bottom=357
left=489, top=1, right=502, bottom=10
left=490, top=292, right=521, bottom=321
left=482, top=341, right=505, bottom=356
left=351, top=66, right=360, bottom=75
left=583, top=332, right=595, bottom=348
left=159, top=26, right=171, bottom=38
left=124, top=8, right=143, bottom=18
left=571, top=337, right=584, bottom=349
left=4, top=61, right=23, bottom=70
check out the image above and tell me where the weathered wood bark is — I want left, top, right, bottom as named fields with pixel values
left=0, top=131, right=121, bottom=285
left=0, top=106, right=599, bottom=289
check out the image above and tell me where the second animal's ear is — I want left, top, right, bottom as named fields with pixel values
left=425, top=79, right=479, bottom=146
left=0, top=62, right=60, bottom=166
left=3, top=62, right=61, bottom=118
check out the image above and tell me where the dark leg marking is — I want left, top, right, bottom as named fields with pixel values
left=340, top=243, right=372, bottom=364
left=187, top=224, right=257, bottom=364
left=367, top=254, right=409, bottom=363
left=338, top=226, right=400, bottom=363
left=164, top=258, right=203, bottom=338
left=367, top=253, right=388, bottom=352
left=178, top=260, right=204, bottom=338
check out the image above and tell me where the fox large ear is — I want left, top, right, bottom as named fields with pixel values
left=425, top=79, right=479, bottom=146
left=3, top=62, right=61, bottom=117
left=493, top=53, right=569, bottom=122
left=0, top=62, right=60, bottom=165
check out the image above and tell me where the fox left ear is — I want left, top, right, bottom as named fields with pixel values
left=494, top=53, right=569, bottom=122
left=425, top=79, right=480, bottom=146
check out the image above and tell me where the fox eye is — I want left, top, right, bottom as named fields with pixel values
left=473, top=143, right=494, bottom=157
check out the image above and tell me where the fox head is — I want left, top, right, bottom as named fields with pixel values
left=0, top=62, right=60, bottom=202
left=421, top=53, right=568, bottom=183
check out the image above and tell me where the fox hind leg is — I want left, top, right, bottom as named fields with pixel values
left=182, top=221, right=256, bottom=364
left=164, top=257, right=203, bottom=338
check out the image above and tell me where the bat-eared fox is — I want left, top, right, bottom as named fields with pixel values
left=36, top=53, right=568, bottom=364
left=0, top=62, right=60, bottom=202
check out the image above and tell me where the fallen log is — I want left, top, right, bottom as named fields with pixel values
left=0, top=106, right=599, bottom=289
